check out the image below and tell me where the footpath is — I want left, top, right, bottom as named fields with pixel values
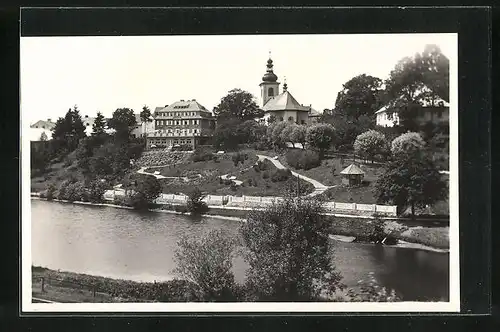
left=257, top=154, right=333, bottom=197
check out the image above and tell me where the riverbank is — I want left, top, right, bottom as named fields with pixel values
left=30, top=196, right=449, bottom=251
left=31, top=266, right=201, bottom=303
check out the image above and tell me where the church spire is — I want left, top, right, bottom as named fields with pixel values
left=262, top=52, right=278, bottom=83
left=283, top=76, right=288, bottom=92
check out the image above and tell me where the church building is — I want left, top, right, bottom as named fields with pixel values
left=259, top=56, right=320, bottom=125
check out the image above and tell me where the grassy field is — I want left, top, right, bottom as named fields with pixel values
left=146, top=150, right=314, bottom=196
left=32, top=266, right=147, bottom=303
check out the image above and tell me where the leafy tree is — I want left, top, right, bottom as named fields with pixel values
left=186, top=187, right=209, bottom=215
left=290, top=125, right=307, bottom=148
left=353, top=130, right=388, bottom=163
left=174, top=229, right=239, bottom=301
left=383, top=44, right=449, bottom=131
left=31, top=142, right=51, bottom=175
left=391, top=132, right=426, bottom=158
left=240, top=196, right=343, bottom=301
left=89, top=143, right=114, bottom=177
left=334, top=74, right=384, bottom=118
left=325, top=113, right=374, bottom=152
left=213, top=118, right=242, bottom=151
left=375, top=150, right=447, bottom=218
left=280, top=123, right=297, bottom=147
left=236, top=120, right=266, bottom=145
left=213, top=88, right=264, bottom=121
left=270, top=121, right=288, bottom=149
left=92, top=111, right=107, bottom=137
left=107, top=108, right=137, bottom=141
left=39, top=132, right=48, bottom=141
left=140, top=105, right=152, bottom=138
left=135, top=175, right=161, bottom=202
left=306, top=123, right=336, bottom=158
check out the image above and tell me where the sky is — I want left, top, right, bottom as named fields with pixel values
left=20, top=34, right=456, bottom=124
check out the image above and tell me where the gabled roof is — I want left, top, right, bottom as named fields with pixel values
left=263, top=91, right=310, bottom=112
left=308, top=107, right=321, bottom=117
left=375, top=85, right=450, bottom=114
left=30, top=120, right=55, bottom=129
left=340, top=163, right=365, bottom=175
left=160, top=99, right=211, bottom=113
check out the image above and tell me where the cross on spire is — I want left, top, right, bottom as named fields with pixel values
left=283, top=76, right=288, bottom=91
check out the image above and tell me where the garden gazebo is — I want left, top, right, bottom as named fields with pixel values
left=340, top=163, right=365, bottom=186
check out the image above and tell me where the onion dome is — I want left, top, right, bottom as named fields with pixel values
left=262, top=58, right=278, bottom=82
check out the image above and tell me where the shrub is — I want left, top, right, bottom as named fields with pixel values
left=113, top=195, right=130, bottom=207
left=174, top=205, right=189, bottom=214
left=45, top=184, right=56, bottom=201
left=391, top=132, right=425, bottom=158
left=271, top=168, right=292, bottom=182
left=232, top=152, right=247, bottom=166
left=285, top=150, right=321, bottom=170
left=191, top=147, right=214, bottom=162
left=174, top=229, right=239, bottom=301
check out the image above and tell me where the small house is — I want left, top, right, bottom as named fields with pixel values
left=340, top=163, right=365, bottom=186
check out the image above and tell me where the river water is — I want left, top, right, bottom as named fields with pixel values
left=31, top=200, right=449, bottom=301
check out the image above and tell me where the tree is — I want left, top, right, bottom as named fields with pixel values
left=213, top=118, right=242, bottom=151
left=306, top=123, right=336, bottom=158
left=186, top=187, right=209, bottom=215
left=107, top=108, right=137, bottom=141
left=270, top=121, right=288, bottom=149
left=174, top=229, right=239, bottom=301
left=334, top=74, right=384, bottom=119
left=39, top=132, right=48, bottom=141
left=383, top=44, right=449, bottom=131
left=240, top=196, right=343, bottom=301
left=353, top=130, right=387, bottom=163
left=290, top=125, right=307, bottom=148
left=391, top=132, right=426, bottom=158
left=213, top=89, right=264, bottom=121
left=280, top=123, right=297, bottom=147
left=375, top=150, right=447, bottom=218
left=92, top=112, right=107, bottom=137
left=51, top=106, right=86, bottom=153
left=140, top=105, right=152, bottom=138
left=323, top=113, right=374, bottom=152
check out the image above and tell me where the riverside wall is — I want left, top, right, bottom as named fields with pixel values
left=103, top=190, right=398, bottom=217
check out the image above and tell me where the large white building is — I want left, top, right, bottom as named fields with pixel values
left=375, top=89, right=449, bottom=128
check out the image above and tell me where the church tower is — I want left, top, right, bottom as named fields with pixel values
left=259, top=54, right=280, bottom=107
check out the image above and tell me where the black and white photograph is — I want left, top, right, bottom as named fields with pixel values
left=22, top=32, right=459, bottom=312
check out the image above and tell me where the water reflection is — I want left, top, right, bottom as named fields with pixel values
left=30, top=200, right=448, bottom=301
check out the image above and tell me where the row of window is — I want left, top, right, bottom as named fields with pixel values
left=152, top=139, right=193, bottom=145
left=156, top=119, right=200, bottom=126
left=158, top=129, right=198, bottom=134
left=157, top=111, right=198, bottom=117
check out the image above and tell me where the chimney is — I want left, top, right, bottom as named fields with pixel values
left=47, top=118, right=51, bottom=122
left=85, top=115, right=89, bottom=118
left=165, top=105, right=168, bottom=107
left=180, top=99, right=184, bottom=102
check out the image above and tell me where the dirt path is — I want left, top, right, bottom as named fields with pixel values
left=257, top=154, right=333, bottom=197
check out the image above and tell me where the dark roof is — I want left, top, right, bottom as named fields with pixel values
left=154, top=99, right=213, bottom=118
left=340, top=163, right=365, bottom=175
left=263, top=91, right=309, bottom=112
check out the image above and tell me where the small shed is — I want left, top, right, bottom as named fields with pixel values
left=340, top=163, right=365, bottom=186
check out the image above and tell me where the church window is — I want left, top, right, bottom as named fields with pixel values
left=288, top=116, right=294, bottom=122
left=301, top=120, right=305, bottom=125
left=268, top=87, right=274, bottom=97
left=279, top=117, right=284, bottom=122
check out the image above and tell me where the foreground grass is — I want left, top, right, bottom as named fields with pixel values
left=31, top=266, right=200, bottom=303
